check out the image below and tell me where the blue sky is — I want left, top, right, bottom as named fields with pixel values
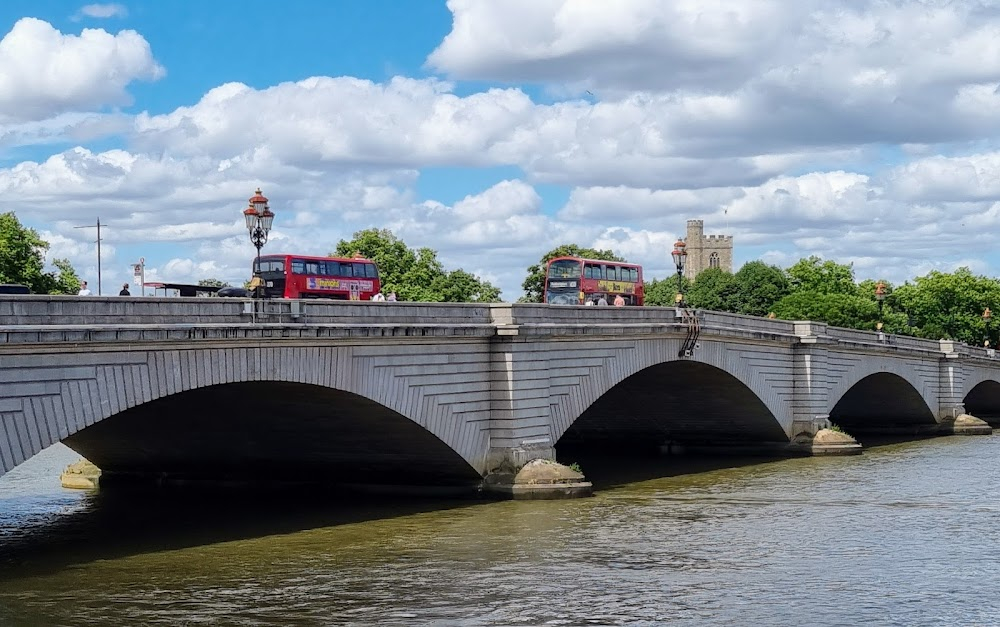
left=3, top=1, right=1000, bottom=298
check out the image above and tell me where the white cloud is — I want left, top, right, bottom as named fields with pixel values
left=428, top=0, right=800, bottom=92
left=428, top=0, right=1000, bottom=153
left=127, top=75, right=874, bottom=191
left=10, top=6, right=1000, bottom=300
left=882, top=151, right=1000, bottom=202
left=0, top=18, right=163, bottom=123
left=74, top=4, right=128, bottom=20
left=133, top=77, right=535, bottom=167
left=430, top=1, right=1000, bottom=96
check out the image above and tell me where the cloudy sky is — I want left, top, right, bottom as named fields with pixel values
left=3, top=0, right=1000, bottom=298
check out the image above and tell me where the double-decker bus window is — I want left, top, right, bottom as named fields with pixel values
left=605, top=265, right=618, bottom=281
left=291, top=259, right=306, bottom=274
left=549, top=260, right=582, bottom=279
left=365, top=263, right=378, bottom=278
left=349, top=262, right=365, bottom=277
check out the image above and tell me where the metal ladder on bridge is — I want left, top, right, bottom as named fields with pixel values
left=678, top=307, right=700, bottom=358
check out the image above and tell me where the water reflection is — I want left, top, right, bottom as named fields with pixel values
left=2, top=438, right=1000, bottom=626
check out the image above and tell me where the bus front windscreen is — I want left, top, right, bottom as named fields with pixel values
left=546, top=259, right=582, bottom=305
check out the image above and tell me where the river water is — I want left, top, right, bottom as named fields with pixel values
left=2, top=438, right=1000, bottom=626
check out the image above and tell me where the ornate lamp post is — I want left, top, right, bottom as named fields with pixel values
left=875, top=281, right=886, bottom=324
left=243, top=188, right=275, bottom=298
left=984, top=307, right=992, bottom=348
left=671, top=239, right=687, bottom=306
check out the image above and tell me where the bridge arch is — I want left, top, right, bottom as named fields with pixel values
left=825, top=354, right=940, bottom=426
left=1, top=344, right=487, bottom=482
left=961, top=366, right=1000, bottom=425
left=828, top=372, right=936, bottom=434
left=548, top=337, right=792, bottom=445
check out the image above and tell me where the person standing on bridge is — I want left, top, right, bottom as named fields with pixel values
left=613, top=294, right=625, bottom=307
left=597, top=295, right=608, bottom=306
left=77, top=281, right=91, bottom=296
left=119, top=283, right=131, bottom=296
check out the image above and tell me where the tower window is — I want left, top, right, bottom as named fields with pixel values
left=709, top=252, right=720, bottom=269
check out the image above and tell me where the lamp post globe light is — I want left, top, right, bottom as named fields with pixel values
left=243, top=188, right=275, bottom=297
left=671, top=239, right=687, bottom=306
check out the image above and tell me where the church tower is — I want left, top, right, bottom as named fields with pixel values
left=684, top=219, right=733, bottom=279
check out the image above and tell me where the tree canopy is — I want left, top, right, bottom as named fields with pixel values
left=787, top=256, right=857, bottom=295
left=641, top=251, right=1000, bottom=345
left=646, top=275, right=691, bottom=306
left=0, top=212, right=80, bottom=294
left=683, top=267, right=733, bottom=310
left=521, top=244, right=625, bottom=303
left=198, top=278, right=231, bottom=288
left=333, top=229, right=501, bottom=302
left=726, top=261, right=791, bottom=316
left=892, top=268, right=1000, bottom=343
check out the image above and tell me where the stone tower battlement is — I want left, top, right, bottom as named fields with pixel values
left=684, top=219, right=733, bottom=279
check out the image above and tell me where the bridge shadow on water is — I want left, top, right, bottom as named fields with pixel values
left=0, top=436, right=946, bottom=580
left=0, top=484, right=491, bottom=582
left=1, top=451, right=790, bottom=579
left=556, top=444, right=788, bottom=491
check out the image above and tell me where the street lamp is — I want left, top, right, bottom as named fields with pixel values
left=984, top=307, right=992, bottom=348
left=243, top=188, right=275, bottom=297
left=875, top=281, right=886, bottom=325
left=671, top=239, right=687, bottom=306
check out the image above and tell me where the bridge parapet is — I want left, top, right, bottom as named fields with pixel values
left=824, top=326, right=945, bottom=354
left=0, top=296, right=495, bottom=326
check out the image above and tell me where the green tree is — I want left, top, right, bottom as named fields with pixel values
left=771, top=291, right=885, bottom=330
left=521, top=244, right=625, bottom=303
left=0, top=212, right=80, bottom=294
left=431, top=269, right=502, bottom=302
left=0, top=212, right=50, bottom=290
left=334, top=229, right=500, bottom=302
left=198, top=278, right=231, bottom=288
left=645, top=275, right=691, bottom=306
left=892, top=268, right=1000, bottom=343
left=685, top=267, right=735, bottom=311
left=397, top=246, right=444, bottom=302
left=49, top=258, right=81, bottom=294
left=334, top=228, right=416, bottom=296
left=786, top=256, right=857, bottom=295
left=727, top=261, right=791, bottom=316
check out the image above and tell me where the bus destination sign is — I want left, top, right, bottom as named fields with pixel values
left=548, top=280, right=577, bottom=289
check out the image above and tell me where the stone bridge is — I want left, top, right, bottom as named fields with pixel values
left=1, top=296, right=998, bottom=491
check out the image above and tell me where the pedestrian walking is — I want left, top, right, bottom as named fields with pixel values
left=613, top=294, right=625, bottom=307
left=77, top=281, right=92, bottom=296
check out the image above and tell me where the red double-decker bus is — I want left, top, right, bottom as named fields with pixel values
left=543, top=256, right=644, bottom=305
left=254, top=253, right=381, bottom=300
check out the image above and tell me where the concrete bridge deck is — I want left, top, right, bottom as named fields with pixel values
left=1, top=296, right=998, bottom=491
